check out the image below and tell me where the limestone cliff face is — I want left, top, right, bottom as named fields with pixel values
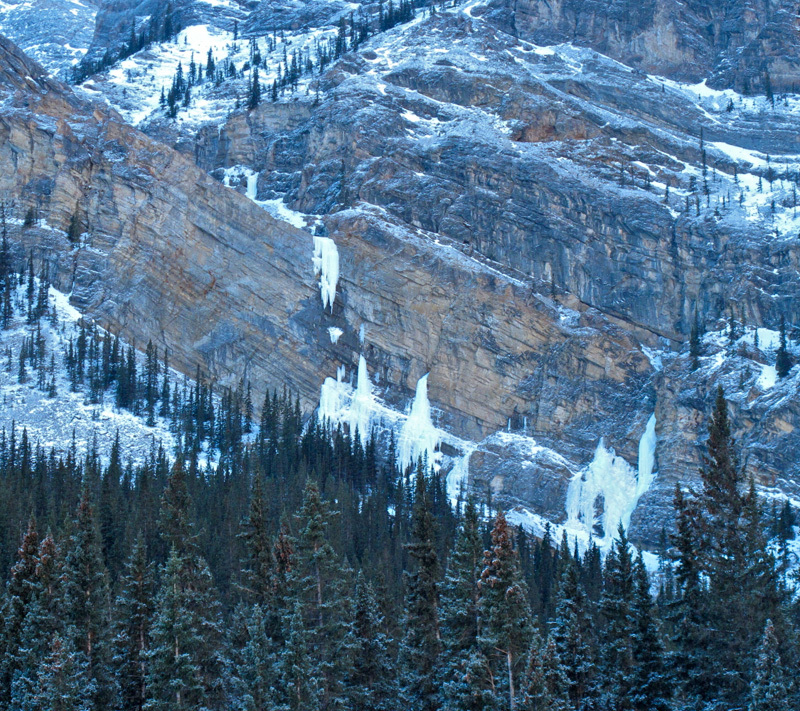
left=485, top=0, right=800, bottom=94
left=192, top=14, right=800, bottom=347
left=0, top=34, right=663, bottom=536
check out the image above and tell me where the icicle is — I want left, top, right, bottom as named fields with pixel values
left=312, top=236, right=339, bottom=312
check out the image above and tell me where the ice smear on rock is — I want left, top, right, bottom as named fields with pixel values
left=397, top=374, right=442, bottom=473
left=313, top=236, right=339, bottom=312
left=565, top=414, right=657, bottom=549
left=328, top=327, right=343, bottom=344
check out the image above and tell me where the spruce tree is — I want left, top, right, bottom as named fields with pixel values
left=440, top=498, right=482, bottom=657
left=233, top=604, right=276, bottom=711
left=290, top=479, right=353, bottom=706
left=144, top=547, right=206, bottom=710
left=748, top=619, right=789, bottom=711
left=346, top=572, right=396, bottom=711
left=598, top=526, right=636, bottom=710
left=689, top=308, right=701, bottom=371
left=60, top=485, right=112, bottom=708
left=549, top=559, right=595, bottom=708
left=629, top=556, right=670, bottom=711
left=399, top=466, right=441, bottom=711
left=277, top=602, right=321, bottom=711
left=775, top=315, right=792, bottom=378
left=112, top=536, right=155, bottom=711
left=32, top=633, right=95, bottom=711
left=519, top=636, right=569, bottom=711
left=0, top=516, right=39, bottom=705
left=478, top=510, right=533, bottom=710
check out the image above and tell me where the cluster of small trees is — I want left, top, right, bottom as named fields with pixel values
left=689, top=306, right=794, bottom=379
left=72, top=3, right=181, bottom=83
left=159, top=0, right=435, bottom=118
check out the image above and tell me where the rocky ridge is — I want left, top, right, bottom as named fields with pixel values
left=0, top=0, right=799, bottom=548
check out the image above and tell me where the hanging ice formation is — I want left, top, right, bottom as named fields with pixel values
left=397, top=374, right=442, bottom=473
left=565, top=414, right=657, bottom=547
left=312, top=236, right=339, bottom=311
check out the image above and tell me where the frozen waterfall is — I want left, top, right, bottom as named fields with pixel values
left=397, top=374, right=442, bottom=473
left=565, top=414, right=657, bottom=548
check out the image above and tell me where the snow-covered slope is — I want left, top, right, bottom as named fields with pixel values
left=0, top=0, right=98, bottom=75
left=0, top=283, right=176, bottom=465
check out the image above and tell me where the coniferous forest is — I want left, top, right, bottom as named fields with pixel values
left=0, top=239, right=797, bottom=711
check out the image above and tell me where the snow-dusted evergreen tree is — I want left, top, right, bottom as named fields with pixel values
left=60, top=484, right=113, bottom=709
left=10, top=532, right=62, bottom=710
left=775, top=315, right=792, bottom=379
left=519, top=636, right=569, bottom=711
left=145, top=547, right=206, bottom=711
left=290, top=479, right=354, bottom=706
left=277, top=602, right=321, bottom=711
left=629, top=556, right=670, bottom=711
left=598, top=525, right=636, bottom=709
left=478, top=510, right=533, bottom=711
left=345, top=572, right=396, bottom=711
left=440, top=497, right=484, bottom=707
left=549, top=558, right=595, bottom=708
left=111, top=536, right=155, bottom=711
left=0, top=516, right=39, bottom=705
left=233, top=604, right=277, bottom=711
left=399, top=465, right=441, bottom=711
left=145, top=459, right=229, bottom=711
left=670, top=387, right=784, bottom=708
left=32, top=633, right=94, bottom=711
left=748, top=619, right=789, bottom=711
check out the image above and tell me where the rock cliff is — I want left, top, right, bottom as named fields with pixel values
left=1, top=0, right=799, bottom=549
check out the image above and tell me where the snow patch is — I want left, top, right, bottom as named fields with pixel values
left=757, top=364, right=777, bottom=390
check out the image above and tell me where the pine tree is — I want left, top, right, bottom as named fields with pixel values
left=277, top=602, right=321, bottom=711
left=775, top=315, right=792, bottom=378
left=399, top=466, right=441, bottom=711
left=478, top=510, right=533, bottom=711
left=112, top=536, right=155, bottom=711
left=748, top=619, right=789, bottom=711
